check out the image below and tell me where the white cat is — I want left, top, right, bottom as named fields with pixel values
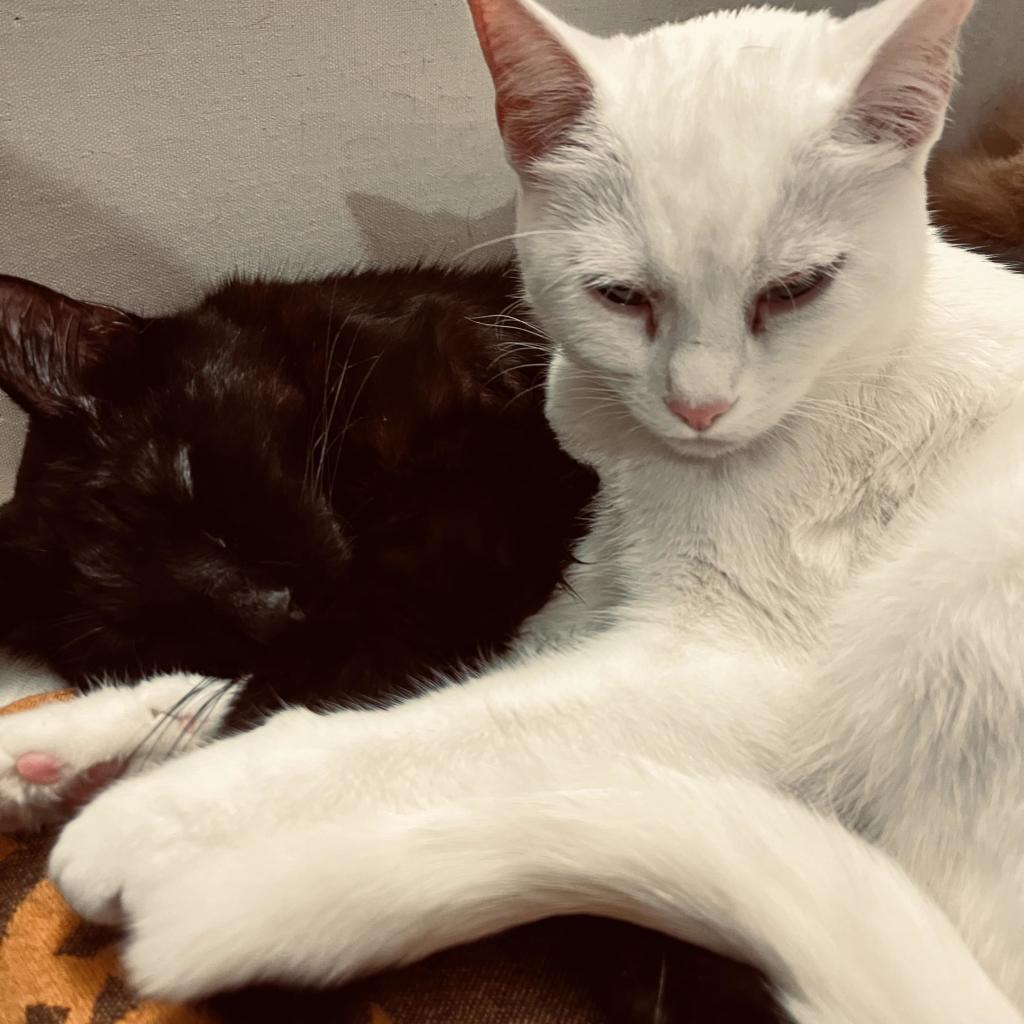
left=4, top=0, right=1024, bottom=1018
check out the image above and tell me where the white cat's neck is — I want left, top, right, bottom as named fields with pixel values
left=550, top=238, right=1024, bottom=657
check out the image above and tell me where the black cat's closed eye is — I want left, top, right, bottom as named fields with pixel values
left=589, top=282, right=650, bottom=310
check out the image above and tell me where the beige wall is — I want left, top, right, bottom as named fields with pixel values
left=1, top=0, right=1020, bottom=499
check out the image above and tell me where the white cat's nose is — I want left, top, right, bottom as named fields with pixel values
left=664, top=396, right=735, bottom=433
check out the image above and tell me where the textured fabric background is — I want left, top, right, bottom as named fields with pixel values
left=0, top=0, right=1021, bottom=499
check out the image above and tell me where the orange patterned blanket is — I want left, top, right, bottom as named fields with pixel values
left=0, top=691, right=596, bottom=1024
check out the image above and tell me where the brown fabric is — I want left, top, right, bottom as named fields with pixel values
left=0, top=691, right=599, bottom=1024
left=341, top=922, right=601, bottom=1024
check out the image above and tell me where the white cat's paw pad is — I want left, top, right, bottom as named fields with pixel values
left=0, top=712, right=125, bottom=831
left=0, top=674, right=237, bottom=832
left=0, top=750, right=126, bottom=832
left=14, top=750, right=64, bottom=785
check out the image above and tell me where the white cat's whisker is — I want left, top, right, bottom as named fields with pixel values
left=454, top=228, right=596, bottom=262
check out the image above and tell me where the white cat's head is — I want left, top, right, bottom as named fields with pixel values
left=468, top=0, right=974, bottom=462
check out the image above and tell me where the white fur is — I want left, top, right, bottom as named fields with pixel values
left=35, top=0, right=1024, bottom=1016
left=0, top=671, right=237, bottom=830
left=0, top=649, right=67, bottom=703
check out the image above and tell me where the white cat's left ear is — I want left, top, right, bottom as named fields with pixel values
left=842, top=0, right=975, bottom=149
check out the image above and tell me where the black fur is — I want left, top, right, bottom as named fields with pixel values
left=0, top=266, right=594, bottom=698
left=0, top=265, right=783, bottom=1024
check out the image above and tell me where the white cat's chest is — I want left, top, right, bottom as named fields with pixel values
left=601, top=442, right=922, bottom=659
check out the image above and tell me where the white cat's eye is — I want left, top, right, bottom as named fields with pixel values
left=589, top=282, right=651, bottom=311
left=750, top=262, right=841, bottom=334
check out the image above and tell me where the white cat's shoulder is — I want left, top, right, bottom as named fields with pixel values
left=925, top=236, right=1024, bottom=377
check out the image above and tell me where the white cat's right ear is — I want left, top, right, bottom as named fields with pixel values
left=466, top=0, right=594, bottom=173
left=0, top=275, right=137, bottom=418
left=841, top=0, right=976, bottom=150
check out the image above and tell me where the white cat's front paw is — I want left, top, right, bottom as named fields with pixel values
left=0, top=673, right=237, bottom=832
left=48, top=783, right=140, bottom=924
left=56, top=808, right=437, bottom=1001
left=48, top=717, right=436, bottom=999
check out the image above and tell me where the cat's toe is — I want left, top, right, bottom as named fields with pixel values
left=50, top=758, right=214, bottom=926
left=49, top=793, right=133, bottom=923
left=49, top=775, right=184, bottom=924
left=119, top=863, right=254, bottom=1001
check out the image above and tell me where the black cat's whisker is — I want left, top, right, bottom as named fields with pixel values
left=47, top=613, right=98, bottom=639
left=57, top=624, right=105, bottom=652
left=319, top=320, right=369, bottom=497
left=483, top=360, right=552, bottom=390
left=166, top=678, right=236, bottom=760
left=652, top=952, right=669, bottom=1024
left=310, top=288, right=351, bottom=497
left=50, top=610, right=94, bottom=626
left=486, top=339, right=550, bottom=370
left=485, top=339, right=551, bottom=363
left=482, top=345, right=547, bottom=375
left=490, top=334, right=550, bottom=352
left=501, top=379, right=550, bottom=410
left=477, top=330, right=551, bottom=359
left=483, top=322, right=548, bottom=342
left=331, top=350, right=386, bottom=490
left=314, top=315, right=357, bottom=500
left=124, top=676, right=221, bottom=769
left=123, top=679, right=215, bottom=769
left=469, top=314, right=550, bottom=343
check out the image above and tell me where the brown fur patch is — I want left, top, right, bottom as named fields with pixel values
left=929, top=94, right=1024, bottom=268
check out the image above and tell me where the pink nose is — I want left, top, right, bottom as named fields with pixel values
left=664, top=396, right=735, bottom=433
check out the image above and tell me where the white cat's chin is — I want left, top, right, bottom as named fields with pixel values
left=662, top=435, right=743, bottom=461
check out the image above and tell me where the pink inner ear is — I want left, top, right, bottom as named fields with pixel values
left=850, top=0, right=975, bottom=149
left=468, top=0, right=593, bottom=168
left=854, top=39, right=957, bottom=147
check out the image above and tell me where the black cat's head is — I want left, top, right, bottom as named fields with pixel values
left=0, top=274, right=351, bottom=682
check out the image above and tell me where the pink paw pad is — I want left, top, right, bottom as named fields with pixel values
left=15, top=751, right=63, bottom=786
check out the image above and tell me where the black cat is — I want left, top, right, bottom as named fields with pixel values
left=0, top=266, right=595, bottom=709
left=0, top=265, right=781, bottom=1024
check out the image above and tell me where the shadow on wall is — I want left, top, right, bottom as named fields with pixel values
left=0, top=149, right=208, bottom=500
left=0, top=149, right=201, bottom=312
left=346, top=192, right=517, bottom=267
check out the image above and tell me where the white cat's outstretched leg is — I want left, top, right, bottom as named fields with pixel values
left=0, top=672, right=239, bottom=832
left=49, top=762, right=1021, bottom=1024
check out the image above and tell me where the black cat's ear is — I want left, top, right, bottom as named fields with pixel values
left=0, top=275, right=138, bottom=417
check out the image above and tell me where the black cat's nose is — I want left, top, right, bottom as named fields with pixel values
left=238, top=587, right=305, bottom=643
